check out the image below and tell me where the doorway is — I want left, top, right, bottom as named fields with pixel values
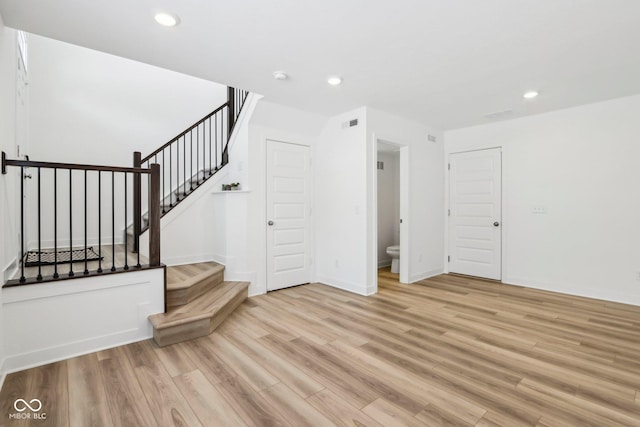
left=448, top=148, right=502, bottom=280
left=375, top=139, right=409, bottom=284
left=265, top=139, right=312, bottom=291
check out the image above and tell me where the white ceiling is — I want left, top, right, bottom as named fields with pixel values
left=1, top=0, right=640, bottom=130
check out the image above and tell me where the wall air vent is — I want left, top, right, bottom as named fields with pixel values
left=342, top=118, right=359, bottom=129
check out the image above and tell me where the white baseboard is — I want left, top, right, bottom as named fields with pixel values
left=503, top=275, right=640, bottom=307
left=316, top=275, right=369, bottom=296
left=377, top=259, right=392, bottom=268
left=0, top=357, right=6, bottom=391
left=3, top=256, right=17, bottom=283
left=1, top=329, right=150, bottom=376
left=410, top=268, right=444, bottom=283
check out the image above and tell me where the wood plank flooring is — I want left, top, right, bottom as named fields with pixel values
left=2, top=269, right=640, bottom=426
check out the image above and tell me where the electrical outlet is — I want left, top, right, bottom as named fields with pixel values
left=335, top=259, right=339, bottom=268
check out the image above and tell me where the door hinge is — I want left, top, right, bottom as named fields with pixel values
left=448, top=163, right=450, bottom=170
left=448, top=255, right=450, bottom=262
left=448, top=209, right=450, bottom=217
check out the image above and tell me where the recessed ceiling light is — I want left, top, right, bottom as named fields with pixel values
left=523, top=91, right=539, bottom=99
left=327, top=76, right=342, bottom=86
left=273, top=71, right=288, bottom=80
left=154, top=12, right=180, bottom=27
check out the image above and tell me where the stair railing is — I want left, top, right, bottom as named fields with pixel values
left=1, top=151, right=161, bottom=285
left=132, top=87, right=249, bottom=250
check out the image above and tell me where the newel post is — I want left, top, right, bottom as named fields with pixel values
left=133, top=151, right=142, bottom=253
left=149, top=163, right=161, bottom=267
left=227, top=86, right=236, bottom=134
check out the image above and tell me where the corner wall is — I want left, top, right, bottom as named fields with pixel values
left=0, top=12, right=18, bottom=384
left=315, top=108, right=369, bottom=294
left=445, top=94, right=640, bottom=306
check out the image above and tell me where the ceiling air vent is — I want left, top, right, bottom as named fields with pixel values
left=484, top=109, right=514, bottom=120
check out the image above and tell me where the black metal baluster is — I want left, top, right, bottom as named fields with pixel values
left=162, top=150, right=166, bottom=212
left=196, top=124, right=200, bottom=184
left=170, top=143, right=174, bottom=207
left=209, top=117, right=212, bottom=175
left=84, top=170, right=88, bottom=274
left=124, top=173, right=129, bottom=270
left=111, top=171, right=115, bottom=272
left=98, top=171, right=102, bottom=273
left=19, top=166, right=24, bottom=282
left=172, top=138, right=180, bottom=201
left=37, top=167, right=42, bottom=281
left=190, top=131, right=193, bottom=191
left=183, top=135, right=186, bottom=196
left=53, top=168, right=59, bottom=279
left=136, top=170, right=141, bottom=269
left=69, top=169, right=74, bottom=277
left=215, top=112, right=218, bottom=170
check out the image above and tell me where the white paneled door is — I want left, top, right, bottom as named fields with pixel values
left=266, top=140, right=311, bottom=291
left=448, top=148, right=502, bottom=280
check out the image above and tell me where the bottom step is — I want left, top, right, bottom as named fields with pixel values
left=149, top=281, right=249, bottom=347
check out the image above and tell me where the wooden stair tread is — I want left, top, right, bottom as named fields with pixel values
left=150, top=281, right=249, bottom=329
left=166, top=262, right=224, bottom=290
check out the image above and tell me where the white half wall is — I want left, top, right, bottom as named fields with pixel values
left=1, top=268, right=164, bottom=376
left=445, top=94, right=640, bottom=306
left=367, top=108, right=445, bottom=287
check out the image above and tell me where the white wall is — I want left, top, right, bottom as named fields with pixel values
left=367, top=108, right=445, bottom=287
left=248, top=101, right=326, bottom=296
left=0, top=13, right=18, bottom=383
left=2, top=268, right=164, bottom=374
left=315, top=108, right=369, bottom=294
left=138, top=94, right=261, bottom=278
left=23, top=34, right=228, bottom=251
left=376, top=150, right=399, bottom=267
left=445, top=94, right=640, bottom=306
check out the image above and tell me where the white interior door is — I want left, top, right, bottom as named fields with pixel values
left=448, top=148, right=502, bottom=280
left=266, top=140, right=311, bottom=291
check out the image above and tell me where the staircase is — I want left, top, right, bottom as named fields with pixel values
left=149, top=262, right=248, bottom=346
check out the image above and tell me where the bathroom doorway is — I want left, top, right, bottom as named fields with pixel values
left=376, top=140, right=409, bottom=284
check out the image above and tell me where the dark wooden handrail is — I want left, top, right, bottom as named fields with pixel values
left=2, top=156, right=151, bottom=174
left=141, top=103, right=228, bottom=164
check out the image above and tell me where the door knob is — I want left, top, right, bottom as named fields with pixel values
left=493, top=221, right=500, bottom=227
left=268, top=220, right=274, bottom=226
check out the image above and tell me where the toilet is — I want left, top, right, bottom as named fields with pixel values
left=386, top=245, right=400, bottom=274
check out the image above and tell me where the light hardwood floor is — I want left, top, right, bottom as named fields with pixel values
left=2, top=269, right=640, bottom=426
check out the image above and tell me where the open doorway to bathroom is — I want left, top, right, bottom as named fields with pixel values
left=376, top=139, right=408, bottom=284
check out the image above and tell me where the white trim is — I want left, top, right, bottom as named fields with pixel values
left=377, top=259, right=392, bottom=268
left=503, top=276, right=640, bottom=307
left=410, top=268, right=443, bottom=283
left=1, top=329, right=146, bottom=376
left=316, top=276, right=371, bottom=296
